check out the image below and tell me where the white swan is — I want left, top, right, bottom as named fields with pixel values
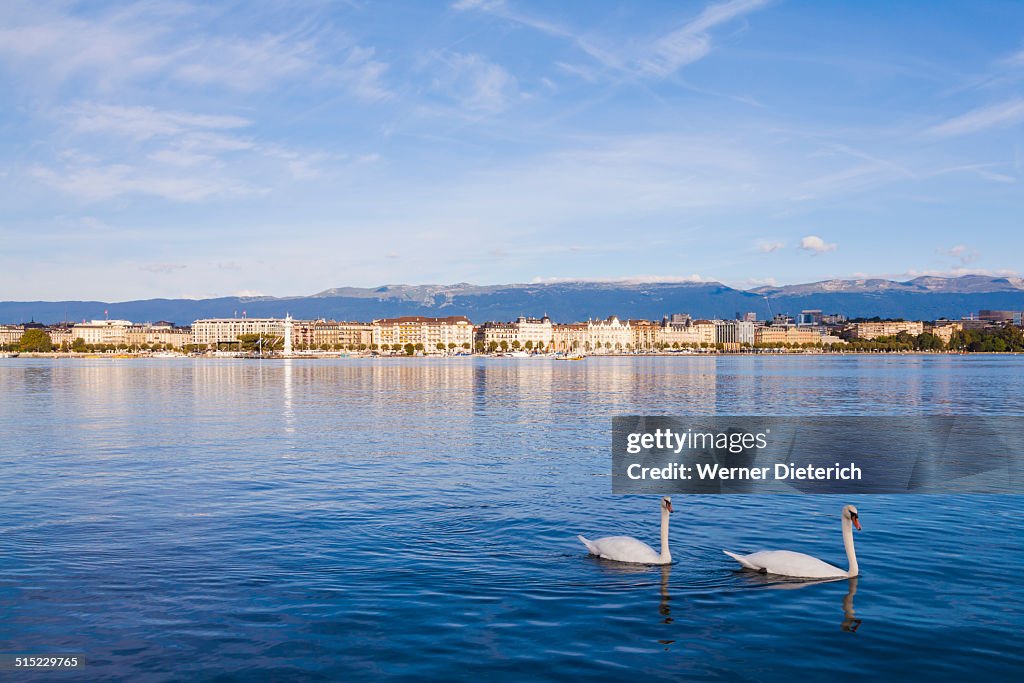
left=579, top=496, right=673, bottom=565
left=723, top=504, right=861, bottom=579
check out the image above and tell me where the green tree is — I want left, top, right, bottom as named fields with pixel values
left=404, top=343, right=415, bottom=355
left=237, top=334, right=283, bottom=352
left=19, top=329, right=53, bottom=352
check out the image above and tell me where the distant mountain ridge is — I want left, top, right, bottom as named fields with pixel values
left=3, top=275, right=1023, bottom=326
left=753, top=274, right=1024, bottom=296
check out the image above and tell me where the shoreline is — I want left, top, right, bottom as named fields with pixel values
left=4, top=350, right=1022, bottom=360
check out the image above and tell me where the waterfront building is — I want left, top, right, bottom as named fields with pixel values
left=476, top=321, right=517, bottom=349
left=755, top=325, right=823, bottom=346
left=513, top=316, right=554, bottom=349
left=629, top=319, right=661, bottom=351
left=847, top=321, right=924, bottom=340
left=586, top=316, right=631, bottom=353
left=475, top=321, right=516, bottom=350
left=0, top=324, right=23, bottom=347
left=660, top=317, right=715, bottom=348
left=125, top=323, right=190, bottom=349
left=49, top=326, right=75, bottom=348
left=552, top=323, right=588, bottom=353
left=293, top=320, right=374, bottom=350
left=72, top=320, right=133, bottom=346
left=820, top=333, right=847, bottom=345
left=715, top=320, right=756, bottom=348
left=192, top=318, right=288, bottom=348
left=373, top=316, right=474, bottom=352
left=476, top=316, right=553, bottom=351
left=931, top=322, right=963, bottom=345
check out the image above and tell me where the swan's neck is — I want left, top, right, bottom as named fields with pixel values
left=842, top=517, right=858, bottom=577
left=659, top=509, right=671, bottom=563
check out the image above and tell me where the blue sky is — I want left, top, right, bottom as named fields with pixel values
left=1, top=0, right=1023, bottom=301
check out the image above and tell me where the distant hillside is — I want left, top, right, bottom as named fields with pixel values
left=3, top=276, right=1023, bottom=326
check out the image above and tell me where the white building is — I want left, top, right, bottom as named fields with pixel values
left=476, top=316, right=553, bottom=350
left=586, top=316, right=631, bottom=353
left=715, top=320, right=756, bottom=347
left=373, top=316, right=474, bottom=352
left=72, top=320, right=133, bottom=346
left=192, top=318, right=287, bottom=348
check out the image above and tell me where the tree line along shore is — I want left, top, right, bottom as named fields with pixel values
left=6, top=324, right=1024, bottom=356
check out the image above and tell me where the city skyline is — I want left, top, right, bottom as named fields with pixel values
left=2, top=1, right=1023, bottom=300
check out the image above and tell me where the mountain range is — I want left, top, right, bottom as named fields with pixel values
left=3, top=275, right=1023, bottom=326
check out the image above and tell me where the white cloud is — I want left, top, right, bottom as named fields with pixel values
left=451, top=0, right=505, bottom=10
left=943, top=244, right=978, bottom=265
left=757, top=240, right=785, bottom=253
left=454, top=0, right=769, bottom=80
left=927, top=98, right=1024, bottom=137
left=905, top=267, right=1020, bottom=279
left=999, top=48, right=1024, bottom=68
left=640, top=0, right=772, bottom=77
left=67, top=103, right=251, bottom=140
left=0, top=3, right=390, bottom=100
left=30, top=163, right=259, bottom=202
left=742, top=276, right=778, bottom=288
left=31, top=100, right=348, bottom=201
left=928, top=163, right=1017, bottom=184
left=530, top=274, right=706, bottom=284
left=140, top=263, right=187, bottom=274
left=430, top=52, right=519, bottom=113
left=798, top=235, right=836, bottom=254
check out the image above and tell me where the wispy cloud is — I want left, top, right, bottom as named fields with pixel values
left=0, top=3, right=390, bottom=100
left=943, top=244, right=978, bottom=265
left=140, top=263, right=188, bottom=274
left=29, top=163, right=259, bottom=202
left=905, top=267, right=1020, bottom=279
left=998, top=48, right=1024, bottom=68
left=757, top=240, right=785, bottom=253
left=799, top=235, right=836, bottom=254
left=454, top=0, right=770, bottom=80
left=927, top=98, right=1024, bottom=137
left=66, top=103, right=251, bottom=140
left=530, top=274, right=707, bottom=284
left=640, top=0, right=770, bottom=77
left=429, top=51, right=520, bottom=112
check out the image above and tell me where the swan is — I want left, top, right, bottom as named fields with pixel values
left=723, top=504, right=861, bottom=579
left=578, top=496, right=673, bottom=565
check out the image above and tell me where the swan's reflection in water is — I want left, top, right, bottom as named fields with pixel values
left=745, top=574, right=862, bottom=632
left=841, top=577, right=861, bottom=632
left=658, top=564, right=672, bottom=625
left=586, top=558, right=675, bottom=648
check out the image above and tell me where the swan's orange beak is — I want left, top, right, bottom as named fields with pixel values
left=852, top=517, right=861, bottom=531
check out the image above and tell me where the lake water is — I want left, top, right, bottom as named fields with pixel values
left=1, top=356, right=1022, bottom=681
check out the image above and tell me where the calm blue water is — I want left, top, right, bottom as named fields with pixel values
left=1, top=356, right=1022, bottom=681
